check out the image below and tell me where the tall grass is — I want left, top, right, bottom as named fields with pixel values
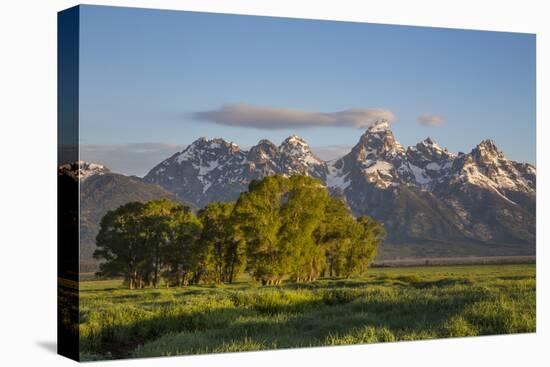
left=78, top=264, right=536, bottom=360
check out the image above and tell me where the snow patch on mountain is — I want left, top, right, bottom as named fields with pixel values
left=368, top=119, right=391, bottom=132
left=409, top=163, right=432, bottom=185
left=131, top=120, right=539, bottom=252
left=59, top=160, right=110, bottom=181
left=144, top=120, right=535, bottom=210
left=325, top=161, right=350, bottom=190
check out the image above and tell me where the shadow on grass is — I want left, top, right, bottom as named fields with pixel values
left=81, top=286, right=483, bottom=360
left=411, top=278, right=474, bottom=289
left=130, top=291, right=484, bottom=358
left=282, top=279, right=375, bottom=291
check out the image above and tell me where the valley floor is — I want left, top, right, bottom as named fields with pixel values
left=79, top=264, right=535, bottom=361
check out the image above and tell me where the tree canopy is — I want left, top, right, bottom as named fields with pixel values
left=94, top=200, right=202, bottom=289
left=94, top=175, right=385, bottom=288
left=234, top=175, right=384, bottom=284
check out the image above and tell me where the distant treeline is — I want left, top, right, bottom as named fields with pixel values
left=94, top=175, right=385, bottom=288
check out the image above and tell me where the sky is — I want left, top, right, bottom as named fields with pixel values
left=78, top=5, right=536, bottom=177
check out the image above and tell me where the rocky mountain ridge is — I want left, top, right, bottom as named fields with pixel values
left=144, top=120, right=535, bottom=252
left=70, top=119, right=536, bottom=264
left=145, top=120, right=535, bottom=209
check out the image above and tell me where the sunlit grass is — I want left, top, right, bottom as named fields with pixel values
left=78, top=264, right=535, bottom=360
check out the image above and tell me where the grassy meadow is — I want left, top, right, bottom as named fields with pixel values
left=79, top=264, right=535, bottom=361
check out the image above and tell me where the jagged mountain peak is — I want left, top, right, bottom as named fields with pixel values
left=367, top=119, right=391, bottom=133
left=353, top=121, right=405, bottom=162
left=279, top=134, right=310, bottom=151
left=278, top=135, right=324, bottom=175
left=443, top=138, right=535, bottom=197
left=142, top=127, right=535, bottom=255
left=421, top=137, right=446, bottom=150
left=409, top=137, right=455, bottom=160
left=472, top=139, right=501, bottom=158
left=175, top=137, right=242, bottom=165
left=77, top=160, right=109, bottom=172
left=414, top=137, right=444, bottom=152
left=360, top=119, right=397, bottom=140
left=279, top=135, right=320, bottom=161
left=146, top=127, right=534, bottom=204
left=467, top=139, right=509, bottom=170
left=250, top=139, right=278, bottom=154
left=423, top=137, right=436, bottom=145
left=59, top=160, right=110, bottom=180
left=477, top=138, right=498, bottom=149
left=331, top=121, right=410, bottom=190
left=248, top=139, right=279, bottom=163
left=256, top=138, right=277, bottom=147
left=354, top=120, right=396, bottom=152
left=189, top=137, right=240, bottom=150
left=284, top=134, right=307, bottom=142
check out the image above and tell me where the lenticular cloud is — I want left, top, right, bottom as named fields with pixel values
left=193, top=103, right=396, bottom=130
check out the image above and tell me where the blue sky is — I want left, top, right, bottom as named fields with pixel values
left=78, top=5, right=535, bottom=176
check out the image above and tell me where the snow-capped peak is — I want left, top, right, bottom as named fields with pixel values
left=421, top=137, right=441, bottom=148
left=474, top=139, right=501, bottom=157
left=144, top=124, right=535, bottom=211
left=280, top=135, right=313, bottom=155
left=59, top=160, right=110, bottom=180
left=189, top=137, right=239, bottom=150
left=477, top=139, right=498, bottom=149
left=281, top=134, right=308, bottom=147
left=248, top=139, right=279, bottom=165
left=469, top=139, right=507, bottom=166
left=368, top=119, right=391, bottom=132
left=411, top=137, right=455, bottom=159
left=176, top=138, right=241, bottom=164
left=354, top=118, right=405, bottom=161
left=279, top=135, right=323, bottom=169
left=444, top=138, right=535, bottom=198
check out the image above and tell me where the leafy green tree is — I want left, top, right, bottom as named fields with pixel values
left=234, top=175, right=330, bottom=285
left=315, top=199, right=385, bottom=278
left=94, top=200, right=202, bottom=288
left=354, top=215, right=386, bottom=274
left=94, top=202, right=149, bottom=289
left=197, top=202, right=244, bottom=284
left=159, top=203, right=203, bottom=287
left=278, top=176, right=329, bottom=282
left=94, top=176, right=385, bottom=289
left=141, top=199, right=199, bottom=288
left=314, top=198, right=352, bottom=277
left=233, top=176, right=287, bottom=284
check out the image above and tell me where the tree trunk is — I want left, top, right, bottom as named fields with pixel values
left=153, top=249, right=160, bottom=288
left=228, top=249, right=237, bottom=284
left=228, top=260, right=235, bottom=284
left=129, top=270, right=138, bottom=290
left=181, top=271, right=189, bottom=287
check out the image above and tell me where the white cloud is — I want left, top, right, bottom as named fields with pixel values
left=417, top=113, right=445, bottom=127
left=193, top=103, right=396, bottom=129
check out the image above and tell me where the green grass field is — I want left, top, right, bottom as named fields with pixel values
left=79, top=264, right=536, bottom=361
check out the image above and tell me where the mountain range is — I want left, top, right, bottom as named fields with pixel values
left=62, top=120, right=536, bottom=268
left=143, top=120, right=536, bottom=257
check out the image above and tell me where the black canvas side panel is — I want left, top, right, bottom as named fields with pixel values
left=58, top=5, right=80, bottom=362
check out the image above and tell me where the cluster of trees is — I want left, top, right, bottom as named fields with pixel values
left=94, top=175, right=385, bottom=288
